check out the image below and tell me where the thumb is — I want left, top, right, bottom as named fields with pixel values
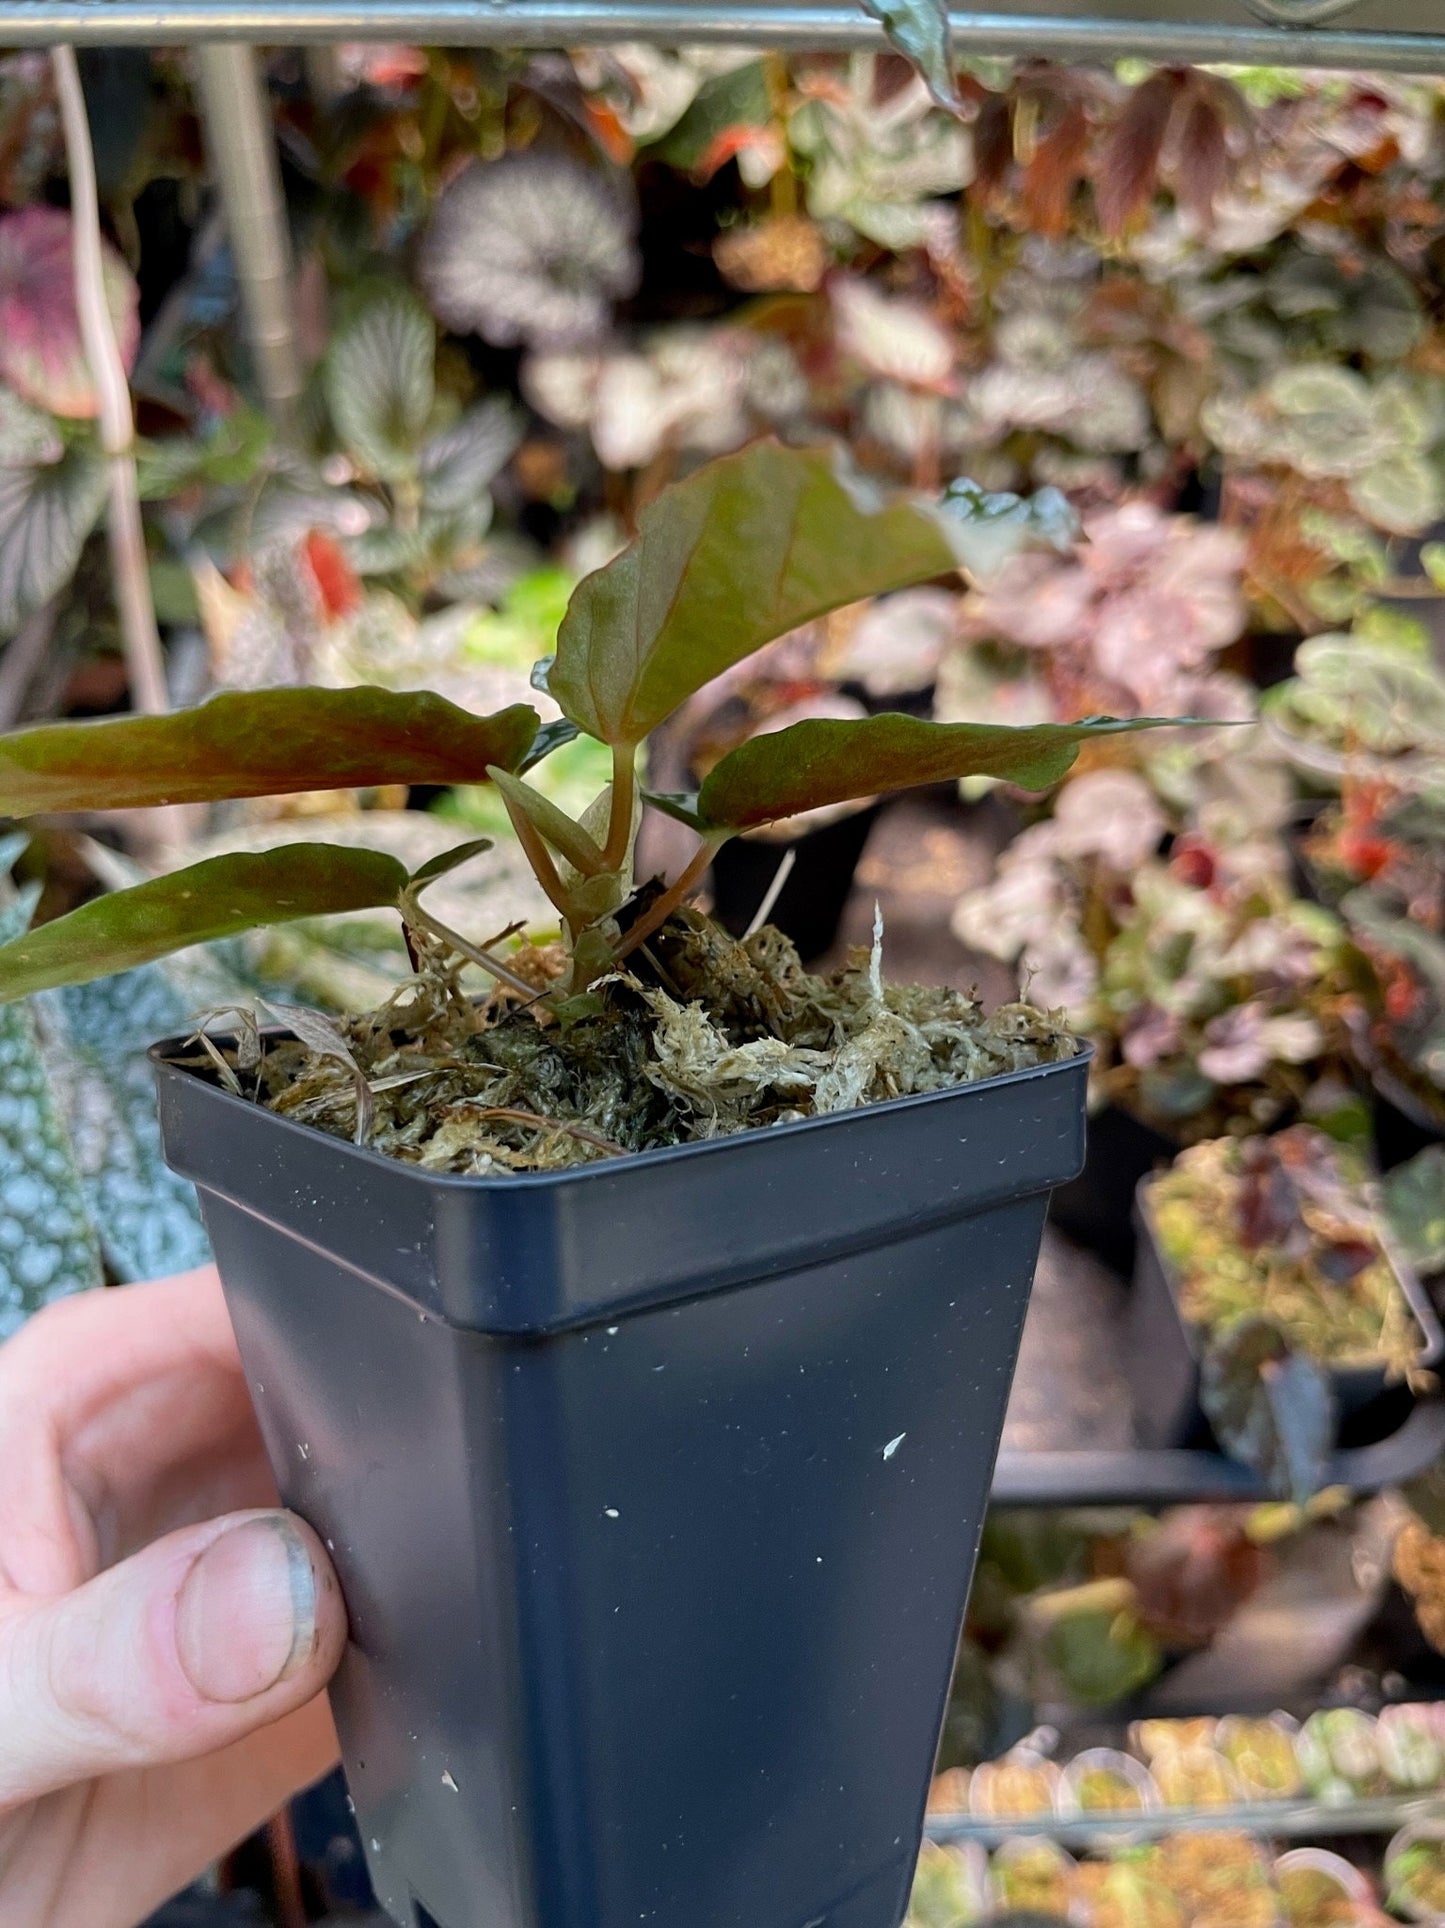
left=0, top=1510, right=346, bottom=1809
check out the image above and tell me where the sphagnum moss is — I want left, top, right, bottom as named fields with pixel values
left=237, top=912, right=1075, bottom=1175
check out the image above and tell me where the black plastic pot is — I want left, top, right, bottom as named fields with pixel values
left=1046, top=1104, right=1178, bottom=1277
left=1129, top=1179, right=1444, bottom=1453
left=708, top=803, right=882, bottom=962
left=153, top=1042, right=1088, bottom=1928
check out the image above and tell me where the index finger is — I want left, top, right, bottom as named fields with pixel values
left=0, top=1267, right=269, bottom=1594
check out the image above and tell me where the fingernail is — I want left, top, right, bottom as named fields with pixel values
left=176, top=1515, right=317, bottom=1704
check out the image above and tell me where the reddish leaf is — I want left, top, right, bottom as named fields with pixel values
left=696, top=711, right=1185, bottom=831
left=972, top=92, right=1014, bottom=205
left=1020, top=99, right=1090, bottom=239
left=1170, top=87, right=1230, bottom=230
left=0, top=845, right=410, bottom=1003
left=0, top=207, right=139, bottom=420
left=0, top=687, right=539, bottom=815
left=1094, top=69, right=1180, bottom=237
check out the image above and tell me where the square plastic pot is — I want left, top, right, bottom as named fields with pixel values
left=1129, top=1178, right=1444, bottom=1452
left=153, top=1043, right=1088, bottom=1928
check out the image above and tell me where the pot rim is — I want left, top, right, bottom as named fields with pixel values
left=151, top=1028, right=1091, bottom=1193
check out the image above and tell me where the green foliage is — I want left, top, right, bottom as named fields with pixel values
left=37, top=965, right=210, bottom=1282
left=0, top=441, right=108, bottom=635
left=0, top=846, right=410, bottom=999
left=856, top=0, right=961, bottom=114
left=324, top=286, right=436, bottom=484
left=0, top=885, right=102, bottom=1335
left=1200, top=1318, right=1334, bottom=1506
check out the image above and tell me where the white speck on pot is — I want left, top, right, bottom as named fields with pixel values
left=442, top=1769, right=460, bottom=1792
left=882, top=1433, right=906, bottom=1461
left=370, top=1839, right=380, bottom=1852
left=298, top=1442, right=310, bottom=1459
left=604, top=1506, right=620, bottom=1518
left=607, top=1325, right=619, bottom=1335
left=326, top=1538, right=335, bottom=1551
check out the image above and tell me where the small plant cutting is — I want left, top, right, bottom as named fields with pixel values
left=0, top=438, right=1186, bottom=1928
left=0, top=440, right=1147, bottom=1160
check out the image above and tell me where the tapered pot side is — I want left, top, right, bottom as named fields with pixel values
left=153, top=1043, right=1089, bottom=1928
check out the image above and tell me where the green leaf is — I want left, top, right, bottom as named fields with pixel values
left=697, top=711, right=1185, bottom=831
left=1200, top=1317, right=1334, bottom=1505
left=419, top=399, right=520, bottom=512
left=520, top=715, right=581, bottom=771
left=408, top=837, right=495, bottom=888
left=0, top=388, right=62, bottom=468
left=857, top=0, right=962, bottom=115
left=1423, top=542, right=1445, bottom=593
left=1383, top=1145, right=1445, bottom=1277
left=0, top=687, right=539, bottom=815
left=549, top=443, right=1076, bottom=747
left=0, top=845, right=411, bottom=1003
left=1351, top=454, right=1445, bottom=536
left=0, top=891, right=102, bottom=1335
left=1028, top=1577, right=1161, bottom=1709
left=36, top=964, right=210, bottom=1282
left=488, top=766, right=607, bottom=876
left=325, top=287, right=436, bottom=483
left=0, top=444, right=108, bottom=635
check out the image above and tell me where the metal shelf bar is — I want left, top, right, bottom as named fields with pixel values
left=2, top=5, right=1442, bottom=61
left=990, top=1399, right=1445, bottom=1508
left=926, top=1791, right=1445, bottom=1848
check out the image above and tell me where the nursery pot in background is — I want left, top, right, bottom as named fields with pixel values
left=1129, top=1178, right=1444, bottom=1454
left=154, top=1040, right=1088, bottom=1928
left=708, top=803, right=882, bottom=963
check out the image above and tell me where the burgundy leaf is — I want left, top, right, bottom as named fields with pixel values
left=1169, top=88, right=1230, bottom=230
left=972, top=92, right=1014, bottom=205
left=1094, top=69, right=1180, bottom=237
left=1020, top=99, right=1090, bottom=239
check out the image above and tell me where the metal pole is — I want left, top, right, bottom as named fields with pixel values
left=193, top=43, right=303, bottom=426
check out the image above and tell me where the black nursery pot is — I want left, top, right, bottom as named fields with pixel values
left=708, top=804, right=882, bottom=962
left=1129, top=1179, right=1443, bottom=1453
left=1047, top=1103, right=1178, bottom=1277
left=154, top=1042, right=1088, bottom=1928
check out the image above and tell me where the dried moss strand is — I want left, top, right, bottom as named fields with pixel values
left=472, top=1106, right=625, bottom=1157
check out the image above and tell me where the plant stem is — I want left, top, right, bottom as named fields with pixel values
left=498, top=790, right=575, bottom=920
left=611, top=837, right=723, bottom=967
left=51, top=46, right=169, bottom=721
left=404, top=896, right=554, bottom=1002
left=602, top=743, right=637, bottom=875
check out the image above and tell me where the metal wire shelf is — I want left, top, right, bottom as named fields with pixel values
left=925, top=1791, right=1445, bottom=1848
left=0, top=0, right=1440, bottom=60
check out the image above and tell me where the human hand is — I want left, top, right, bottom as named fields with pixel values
left=0, top=1266, right=348, bottom=1928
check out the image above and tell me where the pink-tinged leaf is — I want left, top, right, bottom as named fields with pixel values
left=0, top=687, right=540, bottom=815
left=0, top=207, right=139, bottom=419
left=1170, top=87, right=1230, bottom=229
left=697, top=711, right=1190, bottom=831
left=1094, top=68, right=1180, bottom=237
left=0, top=845, right=409, bottom=1003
